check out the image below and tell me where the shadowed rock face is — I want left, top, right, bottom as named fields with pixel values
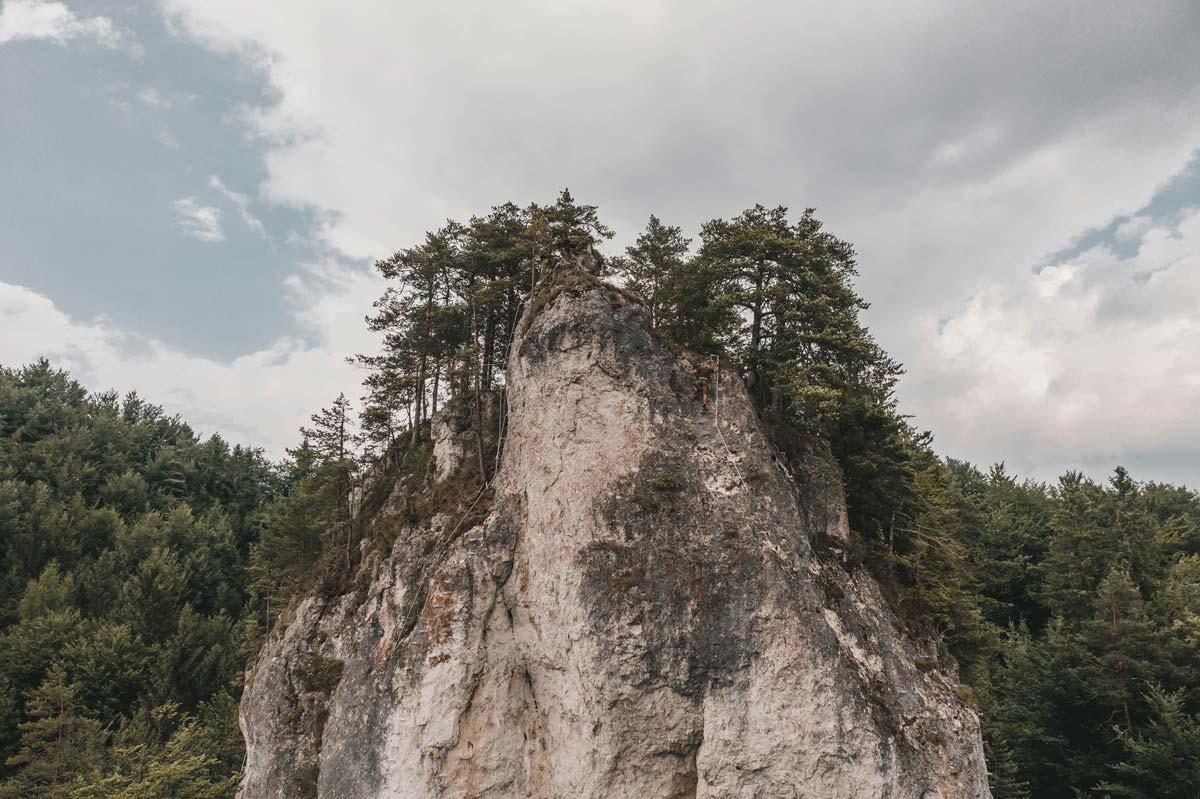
left=237, top=265, right=993, bottom=799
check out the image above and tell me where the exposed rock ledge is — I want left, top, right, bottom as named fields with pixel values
left=237, top=264, right=992, bottom=798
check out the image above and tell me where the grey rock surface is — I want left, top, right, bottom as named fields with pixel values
left=238, top=266, right=992, bottom=798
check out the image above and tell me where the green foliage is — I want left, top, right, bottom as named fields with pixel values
left=904, top=464, right=1200, bottom=798
left=357, top=188, right=614, bottom=468
left=0, top=363, right=277, bottom=794
left=610, top=214, right=691, bottom=332
left=885, top=455, right=994, bottom=682
left=68, top=698, right=242, bottom=799
left=1097, top=685, right=1200, bottom=798
left=0, top=664, right=102, bottom=799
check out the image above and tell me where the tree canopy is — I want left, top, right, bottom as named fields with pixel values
left=0, top=362, right=276, bottom=797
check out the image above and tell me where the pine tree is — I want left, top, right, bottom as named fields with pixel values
left=616, top=215, right=691, bottom=331
left=69, top=701, right=239, bottom=799
left=301, top=394, right=353, bottom=464
left=299, top=396, right=358, bottom=569
left=1082, top=568, right=1164, bottom=735
left=247, top=442, right=332, bottom=622
left=2, top=664, right=102, bottom=799
left=367, top=229, right=466, bottom=445
left=541, top=188, right=612, bottom=260
left=1097, top=685, right=1200, bottom=798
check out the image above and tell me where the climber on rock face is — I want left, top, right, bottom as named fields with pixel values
left=693, top=356, right=719, bottom=412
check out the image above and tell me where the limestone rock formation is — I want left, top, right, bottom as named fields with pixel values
left=238, top=264, right=992, bottom=798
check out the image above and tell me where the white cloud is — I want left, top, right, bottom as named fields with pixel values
left=906, top=206, right=1200, bottom=481
left=136, top=87, right=170, bottom=109
left=152, top=127, right=180, bottom=150
left=0, top=265, right=383, bottom=456
left=209, top=175, right=267, bottom=238
left=0, top=0, right=141, bottom=54
left=171, top=197, right=224, bottom=242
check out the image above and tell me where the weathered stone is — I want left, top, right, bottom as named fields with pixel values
left=237, top=264, right=992, bottom=799
left=431, top=402, right=470, bottom=480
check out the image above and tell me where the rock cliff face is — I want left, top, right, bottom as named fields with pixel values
left=238, top=265, right=992, bottom=798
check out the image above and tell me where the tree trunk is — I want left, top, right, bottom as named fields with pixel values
left=431, top=362, right=441, bottom=418
left=470, top=300, right=488, bottom=482
left=483, top=312, right=497, bottom=390
left=411, top=354, right=424, bottom=448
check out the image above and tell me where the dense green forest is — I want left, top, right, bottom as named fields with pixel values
left=2, top=192, right=1198, bottom=797
left=0, top=362, right=278, bottom=798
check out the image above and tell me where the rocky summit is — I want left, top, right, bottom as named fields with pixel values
left=237, top=262, right=992, bottom=798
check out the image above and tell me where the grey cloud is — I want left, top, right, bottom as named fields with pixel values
left=159, top=3, right=1200, bottom=258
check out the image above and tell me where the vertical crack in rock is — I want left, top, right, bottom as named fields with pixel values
left=237, top=263, right=992, bottom=799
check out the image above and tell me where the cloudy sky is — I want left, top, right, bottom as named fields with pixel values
left=2, top=0, right=1199, bottom=485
